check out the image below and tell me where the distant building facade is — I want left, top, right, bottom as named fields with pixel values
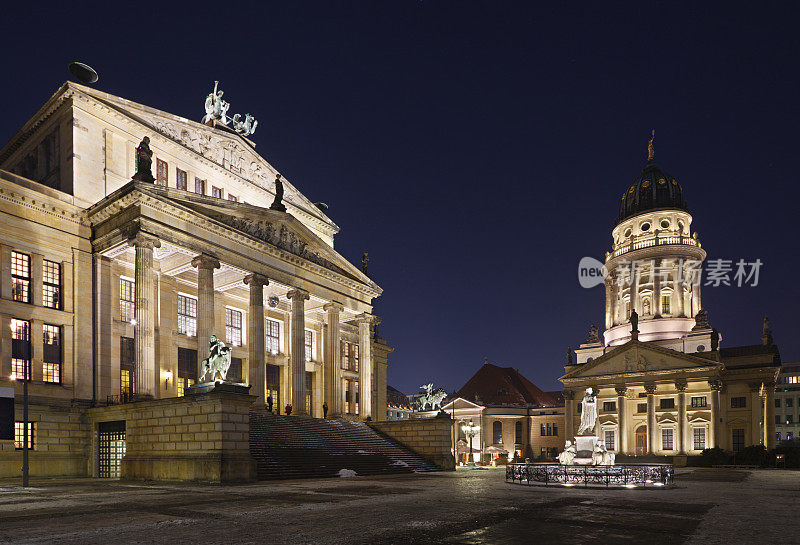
left=775, top=363, right=800, bottom=442
left=386, top=385, right=413, bottom=420
left=442, top=363, right=564, bottom=463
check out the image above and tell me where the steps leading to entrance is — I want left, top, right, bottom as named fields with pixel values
left=249, top=412, right=441, bottom=480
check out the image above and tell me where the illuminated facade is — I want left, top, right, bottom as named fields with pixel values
left=561, top=140, right=781, bottom=458
left=0, top=81, right=390, bottom=477
left=775, top=363, right=800, bottom=442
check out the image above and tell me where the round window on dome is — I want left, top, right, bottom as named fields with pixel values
left=624, top=228, right=632, bottom=238
left=640, top=222, right=651, bottom=232
left=642, top=180, right=651, bottom=188
left=658, top=178, right=666, bottom=185
left=660, top=219, right=670, bottom=229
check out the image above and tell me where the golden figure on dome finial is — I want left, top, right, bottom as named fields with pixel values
left=647, top=129, right=655, bottom=162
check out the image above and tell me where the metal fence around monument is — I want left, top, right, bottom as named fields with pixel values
left=506, top=463, right=674, bottom=488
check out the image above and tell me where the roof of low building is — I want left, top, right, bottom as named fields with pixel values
left=455, top=363, right=558, bottom=408
left=720, top=343, right=781, bottom=367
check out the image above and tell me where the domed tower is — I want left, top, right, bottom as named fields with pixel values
left=603, top=133, right=707, bottom=346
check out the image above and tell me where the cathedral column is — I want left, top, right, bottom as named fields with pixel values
left=653, top=258, right=662, bottom=317
left=709, top=380, right=721, bottom=448
left=323, top=302, right=344, bottom=416
left=615, top=386, right=627, bottom=454
left=691, top=281, right=701, bottom=317
left=357, top=313, right=376, bottom=419
left=749, top=382, right=762, bottom=445
left=563, top=390, right=575, bottom=440
left=629, top=263, right=639, bottom=317
left=129, top=231, right=160, bottom=398
left=676, top=380, right=687, bottom=454
left=244, top=274, right=268, bottom=405
left=764, top=382, right=776, bottom=449
left=287, top=288, right=310, bottom=415
left=604, top=277, right=614, bottom=329
left=192, top=254, right=220, bottom=380
left=645, top=382, right=657, bottom=454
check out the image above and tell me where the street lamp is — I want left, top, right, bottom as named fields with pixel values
left=461, top=420, right=480, bottom=465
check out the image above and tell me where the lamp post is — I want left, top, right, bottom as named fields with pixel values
left=462, top=420, right=480, bottom=466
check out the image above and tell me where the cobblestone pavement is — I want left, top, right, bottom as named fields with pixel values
left=0, top=467, right=796, bottom=544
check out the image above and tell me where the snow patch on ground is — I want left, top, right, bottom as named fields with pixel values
left=355, top=450, right=373, bottom=455
left=391, top=460, right=409, bottom=467
left=338, top=469, right=358, bottom=478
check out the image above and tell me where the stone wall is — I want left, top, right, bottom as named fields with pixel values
left=87, top=385, right=256, bottom=483
left=369, top=415, right=455, bottom=471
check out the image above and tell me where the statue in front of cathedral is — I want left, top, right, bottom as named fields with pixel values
left=131, top=136, right=155, bottom=183
left=577, top=387, right=597, bottom=435
left=269, top=174, right=286, bottom=212
left=203, top=81, right=230, bottom=125
left=200, top=334, right=232, bottom=383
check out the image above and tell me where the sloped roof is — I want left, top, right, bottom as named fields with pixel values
left=455, top=363, right=557, bottom=408
left=387, top=385, right=411, bottom=408
left=720, top=343, right=781, bottom=367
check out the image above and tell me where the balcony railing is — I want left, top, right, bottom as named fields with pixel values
left=506, top=462, right=674, bottom=488
left=609, top=232, right=699, bottom=259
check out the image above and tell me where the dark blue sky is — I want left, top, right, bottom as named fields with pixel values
left=2, top=2, right=798, bottom=394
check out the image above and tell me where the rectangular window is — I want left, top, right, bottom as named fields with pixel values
left=730, top=397, right=747, bottom=409
left=177, top=348, right=197, bottom=397
left=693, top=428, right=706, bottom=450
left=304, top=330, right=313, bottom=362
left=603, top=401, right=616, bottom=412
left=493, top=421, right=503, bottom=444
left=120, top=337, right=134, bottom=399
left=691, top=396, right=707, bottom=408
left=546, top=423, right=552, bottom=436
left=176, top=168, right=187, bottom=190
left=11, top=318, right=31, bottom=381
left=227, top=194, right=238, bottom=202
left=212, top=185, right=223, bottom=199
left=662, top=428, right=674, bottom=451
left=266, top=364, right=280, bottom=408
left=120, top=278, right=135, bottom=322
left=775, top=398, right=782, bottom=408
left=775, top=414, right=782, bottom=425
left=344, top=342, right=359, bottom=371
left=787, top=415, right=794, bottom=425
left=225, top=308, right=243, bottom=347
left=11, top=251, right=31, bottom=303
left=661, top=294, right=671, bottom=314
left=553, top=423, right=558, bottom=436
left=637, top=403, right=647, bottom=413
left=42, top=324, right=61, bottom=383
left=194, top=177, right=206, bottom=195
left=732, top=428, right=745, bottom=452
left=540, top=423, right=546, bottom=436
left=604, top=430, right=616, bottom=451
left=14, top=422, right=36, bottom=450
left=354, top=380, right=360, bottom=415
left=305, top=371, right=313, bottom=415
left=660, top=398, right=675, bottom=410
left=177, top=295, right=197, bottom=336
left=266, top=319, right=281, bottom=355
left=43, top=259, right=61, bottom=309
left=786, top=398, right=794, bottom=408
left=156, top=158, right=168, bottom=186
left=228, top=357, right=242, bottom=382
left=344, top=379, right=351, bottom=414
left=515, top=421, right=523, bottom=444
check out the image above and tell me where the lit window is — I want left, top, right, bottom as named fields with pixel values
left=305, top=371, right=313, bottom=414
left=11, top=318, right=31, bottom=380
left=177, top=295, right=197, bottom=336
left=225, top=308, right=243, bottom=346
left=304, top=330, right=313, bottom=362
left=194, top=177, right=205, bottom=195
left=177, top=347, right=197, bottom=397
left=176, top=168, right=187, bottom=190
left=344, top=342, right=359, bottom=371
left=691, top=396, right=707, bottom=408
left=43, top=324, right=61, bottom=383
left=662, top=428, right=674, bottom=450
left=266, top=364, right=280, bottom=407
left=604, top=430, right=616, bottom=451
left=156, top=158, right=168, bottom=186
left=354, top=380, right=359, bottom=415
left=212, top=186, right=223, bottom=199
left=14, top=422, right=36, bottom=450
left=266, top=319, right=281, bottom=355
left=120, top=278, right=135, bottom=322
left=693, top=428, right=706, bottom=450
left=120, top=337, right=134, bottom=400
left=177, top=378, right=195, bottom=397
left=43, top=260, right=61, bottom=309
left=11, top=251, right=31, bottom=303
left=661, top=294, right=671, bottom=314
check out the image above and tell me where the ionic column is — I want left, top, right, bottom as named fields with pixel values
left=604, top=277, right=613, bottom=329
left=129, top=232, right=160, bottom=398
left=645, top=382, right=657, bottom=453
left=323, top=302, right=344, bottom=417
left=287, top=288, right=310, bottom=416
left=357, top=313, right=376, bottom=419
left=653, top=258, right=662, bottom=317
left=709, top=380, right=721, bottom=448
left=244, top=274, right=269, bottom=404
left=676, top=380, right=687, bottom=454
left=563, top=390, right=575, bottom=440
left=764, top=382, right=776, bottom=449
left=749, top=382, right=762, bottom=445
left=615, top=386, right=627, bottom=453
left=192, top=254, right=220, bottom=380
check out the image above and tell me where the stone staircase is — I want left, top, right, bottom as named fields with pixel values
left=249, top=412, right=441, bottom=480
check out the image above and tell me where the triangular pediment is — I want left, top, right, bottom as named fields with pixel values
left=442, top=397, right=485, bottom=411
left=561, top=340, right=722, bottom=381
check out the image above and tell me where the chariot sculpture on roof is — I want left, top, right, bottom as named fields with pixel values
left=202, top=81, right=258, bottom=136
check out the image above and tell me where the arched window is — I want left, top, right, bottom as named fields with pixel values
left=493, top=421, right=503, bottom=444
left=515, top=421, right=522, bottom=444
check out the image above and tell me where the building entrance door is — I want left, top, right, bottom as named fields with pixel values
left=635, top=426, right=647, bottom=455
left=98, top=420, right=126, bottom=478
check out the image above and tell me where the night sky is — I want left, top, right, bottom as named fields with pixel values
left=2, top=2, right=798, bottom=395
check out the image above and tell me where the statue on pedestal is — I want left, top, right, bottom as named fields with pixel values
left=577, top=387, right=597, bottom=435
left=270, top=174, right=287, bottom=212
left=200, top=334, right=232, bottom=383
left=131, top=136, right=155, bottom=183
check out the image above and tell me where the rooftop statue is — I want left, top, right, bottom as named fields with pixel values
left=232, top=113, right=258, bottom=137
left=577, top=387, right=597, bottom=435
left=203, top=81, right=230, bottom=125
left=200, top=334, right=232, bottom=383
left=417, top=383, right=447, bottom=412
left=269, top=174, right=287, bottom=212
left=131, top=136, right=155, bottom=183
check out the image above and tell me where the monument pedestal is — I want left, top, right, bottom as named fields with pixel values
left=186, top=381, right=250, bottom=396
left=573, top=435, right=599, bottom=465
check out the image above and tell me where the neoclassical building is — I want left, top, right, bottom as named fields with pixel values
left=560, top=139, right=781, bottom=459
left=0, top=81, right=390, bottom=475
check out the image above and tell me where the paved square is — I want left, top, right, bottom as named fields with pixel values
left=0, top=467, right=796, bottom=544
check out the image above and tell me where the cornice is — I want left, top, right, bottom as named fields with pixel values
left=0, top=176, right=88, bottom=228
